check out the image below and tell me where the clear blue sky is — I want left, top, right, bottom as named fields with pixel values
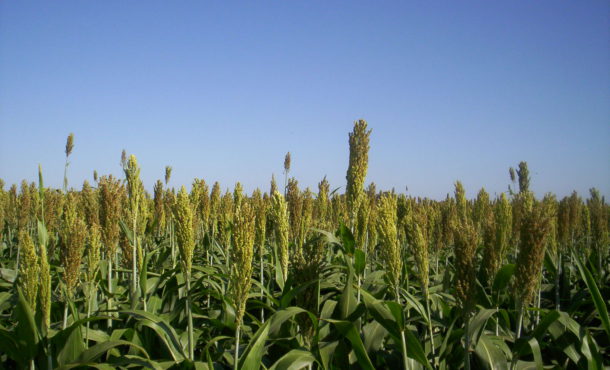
left=1, top=1, right=608, bottom=200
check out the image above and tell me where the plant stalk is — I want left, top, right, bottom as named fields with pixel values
left=396, top=286, right=408, bottom=370
left=464, top=313, right=471, bottom=370
left=186, top=274, right=194, bottom=360
left=107, top=256, right=113, bottom=328
left=260, top=252, right=265, bottom=323
left=234, top=325, right=241, bottom=370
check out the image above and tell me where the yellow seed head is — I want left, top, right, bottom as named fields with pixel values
left=124, top=154, right=142, bottom=215
left=481, top=193, right=512, bottom=284
left=233, top=182, right=244, bottom=210
left=284, top=152, right=291, bottom=174
left=99, top=175, right=123, bottom=255
left=65, top=133, right=74, bottom=157
left=314, top=176, right=330, bottom=229
left=346, top=119, right=371, bottom=228
left=231, top=202, right=256, bottom=328
left=18, top=180, right=32, bottom=232
left=81, top=180, right=100, bottom=228
left=19, top=231, right=39, bottom=310
left=270, top=174, right=278, bottom=196
left=153, top=180, right=166, bottom=234
left=271, top=191, right=290, bottom=280
left=252, top=189, right=267, bottom=255
left=209, top=182, right=221, bottom=237
left=376, top=194, right=402, bottom=294
left=453, top=219, right=478, bottom=313
left=174, top=186, right=195, bottom=275
left=513, top=201, right=552, bottom=306
left=87, top=223, right=102, bottom=283
left=406, top=209, right=429, bottom=298
left=61, top=192, right=87, bottom=299
left=165, top=165, right=172, bottom=185
left=218, top=190, right=234, bottom=249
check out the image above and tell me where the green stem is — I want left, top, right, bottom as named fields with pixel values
left=396, top=287, right=408, bottom=370
left=464, top=313, right=471, bottom=370
left=63, top=299, right=69, bottom=330
left=171, top=221, right=176, bottom=269
left=63, top=157, right=69, bottom=193
left=186, top=273, right=194, bottom=360
left=555, top=251, right=561, bottom=310
left=132, top=212, right=138, bottom=308
left=107, top=255, right=113, bottom=328
left=86, top=283, right=93, bottom=348
left=260, top=251, right=265, bottom=323
left=512, top=304, right=525, bottom=370
left=15, top=242, right=20, bottom=275
left=425, top=294, right=435, bottom=358
left=234, top=325, right=241, bottom=370
left=516, top=304, right=524, bottom=340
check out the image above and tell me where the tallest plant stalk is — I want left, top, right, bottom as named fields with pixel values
left=453, top=182, right=478, bottom=370
left=61, top=193, right=87, bottom=329
left=63, top=133, right=74, bottom=193
left=346, top=120, right=371, bottom=306
left=124, top=154, right=142, bottom=307
left=174, top=186, right=195, bottom=360
left=231, top=201, right=256, bottom=370
left=99, top=175, right=122, bottom=328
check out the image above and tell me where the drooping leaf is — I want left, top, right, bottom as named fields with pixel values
left=474, top=333, right=508, bottom=370
left=119, top=310, right=186, bottom=362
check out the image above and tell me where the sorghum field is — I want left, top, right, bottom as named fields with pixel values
left=0, top=121, right=608, bottom=369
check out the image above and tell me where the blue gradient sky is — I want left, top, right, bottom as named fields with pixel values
left=1, top=1, right=608, bottom=199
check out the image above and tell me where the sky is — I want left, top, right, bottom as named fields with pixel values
left=1, top=1, right=608, bottom=200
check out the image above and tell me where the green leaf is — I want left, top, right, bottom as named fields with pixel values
left=403, top=327, right=432, bottom=369
left=338, top=264, right=357, bottom=320
left=573, top=251, right=610, bottom=341
left=119, top=220, right=134, bottom=246
left=269, top=349, right=317, bottom=370
left=0, top=327, right=22, bottom=366
left=239, top=320, right=270, bottom=370
left=385, top=301, right=404, bottom=328
left=474, top=334, right=508, bottom=370
left=581, top=329, right=603, bottom=370
left=337, top=223, right=355, bottom=256
left=361, top=290, right=401, bottom=338
left=268, top=306, right=315, bottom=336
left=492, top=264, right=515, bottom=300
left=363, top=321, right=388, bottom=353
left=311, top=228, right=342, bottom=247
left=37, top=219, right=48, bottom=250
left=325, top=319, right=375, bottom=370
left=75, top=340, right=149, bottom=363
left=318, top=341, right=339, bottom=370
left=57, top=320, right=85, bottom=365
left=119, top=310, right=185, bottom=362
left=53, top=316, right=113, bottom=366
left=14, top=288, right=40, bottom=363
left=531, top=310, right=559, bottom=341
left=354, top=249, right=366, bottom=276
left=468, top=309, right=496, bottom=346
left=528, top=338, right=543, bottom=370
left=240, top=307, right=316, bottom=370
